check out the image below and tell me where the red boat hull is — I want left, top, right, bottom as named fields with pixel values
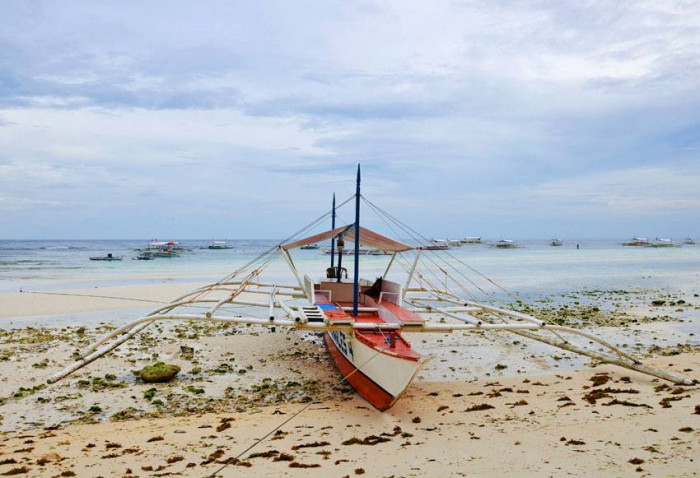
left=323, top=331, right=396, bottom=411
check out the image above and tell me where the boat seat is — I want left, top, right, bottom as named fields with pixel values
left=377, top=301, right=425, bottom=325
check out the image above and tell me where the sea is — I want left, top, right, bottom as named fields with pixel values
left=2, top=238, right=699, bottom=299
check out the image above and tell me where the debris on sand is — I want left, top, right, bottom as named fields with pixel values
left=583, top=387, right=640, bottom=405
left=342, top=435, right=390, bottom=446
left=465, top=404, right=495, bottom=412
left=248, top=450, right=279, bottom=459
left=273, top=453, right=295, bottom=462
left=603, top=399, right=652, bottom=409
left=216, top=420, right=232, bottom=433
left=660, top=396, right=685, bottom=408
left=289, top=461, right=321, bottom=468
left=291, top=441, right=330, bottom=450
left=0, top=466, right=31, bottom=475
left=589, top=374, right=611, bottom=387
left=36, top=452, right=63, bottom=465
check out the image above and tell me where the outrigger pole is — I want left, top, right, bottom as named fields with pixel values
left=352, top=164, right=361, bottom=316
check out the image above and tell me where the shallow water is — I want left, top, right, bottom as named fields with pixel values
left=2, top=239, right=699, bottom=299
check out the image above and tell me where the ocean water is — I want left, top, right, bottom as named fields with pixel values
left=2, top=239, right=700, bottom=300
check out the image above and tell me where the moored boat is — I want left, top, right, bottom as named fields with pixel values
left=89, top=253, right=122, bottom=261
left=492, top=239, right=518, bottom=248
left=208, top=241, right=233, bottom=250
left=550, top=238, right=563, bottom=246
left=138, top=240, right=183, bottom=257
left=423, top=239, right=450, bottom=250
left=621, top=237, right=650, bottom=246
left=323, top=247, right=390, bottom=255
left=460, top=236, right=483, bottom=244
left=648, top=238, right=680, bottom=248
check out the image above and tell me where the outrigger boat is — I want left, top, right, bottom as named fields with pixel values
left=323, top=247, right=391, bottom=256
left=89, top=253, right=122, bottom=261
left=460, top=236, right=483, bottom=244
left=48, top=167, right=693, bottom=410
left=621, top=237, right=650, bottom=246
left=492, top=239, right=519, bottom=248
left=648, top=238, right=680, bottom=248
left=208, top=241, right=233, bottom=250
left=137, top=240, right=183, bottom=257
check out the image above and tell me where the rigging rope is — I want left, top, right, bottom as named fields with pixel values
left=18, top=290, right=164, bottom=304
left=360, top=195, right=565, bottom=329
left=361, top=195, right=517, bottom=298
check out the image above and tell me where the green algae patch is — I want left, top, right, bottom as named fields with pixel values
left=139, top=362, right=181, bottom=383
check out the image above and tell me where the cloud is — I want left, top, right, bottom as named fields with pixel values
left=1, top=1, right=700, bottom=238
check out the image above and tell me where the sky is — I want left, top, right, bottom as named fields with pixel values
left=1, top=0, right=700, bottom=239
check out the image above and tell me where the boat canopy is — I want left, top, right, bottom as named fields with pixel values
left=282, top=225, right=413, bottom=252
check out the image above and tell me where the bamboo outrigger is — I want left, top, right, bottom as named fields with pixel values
left=48, top=166, right=694, bottom=410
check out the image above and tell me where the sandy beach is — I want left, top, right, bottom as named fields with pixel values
left=0, top=356, right=698, bottom=477
left=0, top=281, right=698, bottom=477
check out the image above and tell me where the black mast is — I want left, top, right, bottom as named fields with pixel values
left=352, top=164, right=361, bottom=316
left=330, top=193, right=336, bottom=270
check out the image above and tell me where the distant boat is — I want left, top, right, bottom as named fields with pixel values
left=300, top=244, right=320, bottom=250
left=492, top=239, right=518, bottom=249
left=621, top=237, right=650, bottom=247
left=648, top=238, right=680, bottom=248
left=550, top=238, right=563, bottom=247
left=684, top=237, right=695, bottom=245
left=89, top=253, right=122, bottom=261
left=137, top=240, right=182, bottom=258
left=324, top=248, right=391, bottom=255
left=135, top=251, right=154, bottom=260
left=208, top=241, right=233, bottom=250
left=424, top=239, right=450, bottom=250
left=460, top=236, right=483, bottom=244
left=447, top=239, right=462, bottom=248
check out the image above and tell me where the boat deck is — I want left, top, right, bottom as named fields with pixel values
left=315, top=288, right=421, bottom=361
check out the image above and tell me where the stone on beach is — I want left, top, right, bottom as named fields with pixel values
left=139, top=362, right=181, bottom=383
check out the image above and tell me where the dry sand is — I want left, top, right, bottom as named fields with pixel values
left=0, top=284, right=698, bottom=477
left=0, top=283, right=204, bottom=319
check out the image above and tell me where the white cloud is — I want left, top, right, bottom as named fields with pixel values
left=1, top=1, right=700, bottom=237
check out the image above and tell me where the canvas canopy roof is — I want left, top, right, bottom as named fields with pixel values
left=282, top=225, right=413, bottom=252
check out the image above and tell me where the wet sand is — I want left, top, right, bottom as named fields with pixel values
left=0, top=284, right=698, bottom=477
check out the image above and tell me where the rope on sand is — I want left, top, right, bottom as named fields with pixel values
left=207, top=342, right=392, bottom=477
